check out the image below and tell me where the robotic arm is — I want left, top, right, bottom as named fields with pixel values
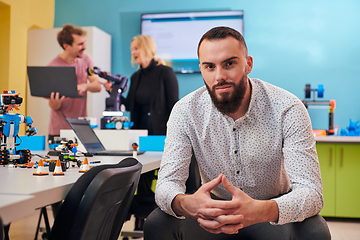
left=87, top=67, right=128, bottom=92
left=87, top=67, right=132, bottom=130
left=87, top=67, right=128, bottom=111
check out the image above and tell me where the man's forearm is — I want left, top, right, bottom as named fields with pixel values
left=260, top=200, right=279, bottom=223
left=173, top=195, right=279, bottom=226
left=48, top=101, right=61, bottom=111
left=86, top=81, right=102, bottom=92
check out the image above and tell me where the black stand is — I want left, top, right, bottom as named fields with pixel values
left=34, top=207, right=51, bottom=240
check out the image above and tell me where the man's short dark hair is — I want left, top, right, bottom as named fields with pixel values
left=197, top=26, right=248, bottom=57
left=57, top=24, right=87, bottom=50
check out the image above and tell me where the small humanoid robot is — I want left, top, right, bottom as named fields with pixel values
left=0, top=90, right=38, bottom=164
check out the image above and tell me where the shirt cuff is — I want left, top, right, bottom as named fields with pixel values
left=272, top=198, right=290, bottom=225
left=168, top=192, right=186, bottom=219
left=157, top=190, right=186, bottom=219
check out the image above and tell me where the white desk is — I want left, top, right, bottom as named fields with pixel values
left=0, top=151, right=162, bottom=225
left=0, top=194, right=36, bottom=225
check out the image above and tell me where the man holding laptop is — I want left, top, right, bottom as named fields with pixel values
left=47, top=24, right=101, bottom=142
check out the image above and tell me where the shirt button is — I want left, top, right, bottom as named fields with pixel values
left=236, top=170, right=240, bottom=174
left=233, top=128, right=236, bottom=131
left=234, top=150, right=238, bottom=154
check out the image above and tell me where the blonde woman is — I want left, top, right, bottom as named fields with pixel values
left=118, top=35, right=179, bottom=230
left=121, top=35, right=179, bottom=135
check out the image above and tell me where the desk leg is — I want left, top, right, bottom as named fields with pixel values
left=51, top=201, right=62, bottom=218
left=34, top=207, right=51, bottom=240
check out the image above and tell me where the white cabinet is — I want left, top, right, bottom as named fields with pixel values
left=27, top=26, right=111, bottom=140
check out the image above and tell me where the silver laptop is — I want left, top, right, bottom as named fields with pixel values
left=27, top=66, right=85, bottom=98
left=66, top=118, right=144, bottom=156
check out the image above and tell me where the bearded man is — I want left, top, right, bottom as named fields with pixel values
left=144, top=26, right=331, bottom=240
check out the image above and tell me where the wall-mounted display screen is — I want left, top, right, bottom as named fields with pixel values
left=141, top=10, right=244, bottom=73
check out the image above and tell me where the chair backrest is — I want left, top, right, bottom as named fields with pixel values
left=49, top=157, right=142, bottom=240
left=0, top=216, right=3, bottom=240
left=185, top=152, right=201, bottom=194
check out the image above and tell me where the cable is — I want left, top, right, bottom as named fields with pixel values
left=79, top=151, right=93, bottom=157
left=31, top=153, right=51, bottom=159
left=15, top=135, right=22, bottom=146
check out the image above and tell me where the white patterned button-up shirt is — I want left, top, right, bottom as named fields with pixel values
left=155, top=78, right=323, bottom=225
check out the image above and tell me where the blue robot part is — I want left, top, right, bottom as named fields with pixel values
left=123, top=121, right=134, bottom=129
left=304, top=84, right=325, bottom=100
left=49, top=143, right=62, bottom=150
left=340, top=119, right=360, bottom=136
left=1, top=114, right=21, bottom=137
left=0, top=90, right=38, bottom=165
left=317, top=85, right=324, bottom=98
left=0, top=114, right=37, bottom=137
left=105, top=122, right=116, bottom=129
left=103, top=116, right=133, bottom=130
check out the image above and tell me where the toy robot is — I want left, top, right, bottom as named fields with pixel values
left=302, top=84, right=336, bottom=135
left=87, top=67, right=133, bottom=129
left=340, top=119, right=360, bottom=136
left=55, top=139, right=81, bottom=168
left=0, top=90, right=38, bottom=165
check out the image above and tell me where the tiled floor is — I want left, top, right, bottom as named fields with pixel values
left=5, top=209, right=360, bottom=240
left=6, top=208, right=142, bottom=240
left=325, top=217, right=360, bottom=240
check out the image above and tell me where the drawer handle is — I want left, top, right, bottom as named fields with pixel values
left=340, top=147, right=343, bottom=167
left=329, top=148, right=332, bottom=167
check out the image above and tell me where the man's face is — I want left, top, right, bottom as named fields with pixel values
left=66, top=34, right=86, bottom=58
left=198, top=37, right=253, bottom=114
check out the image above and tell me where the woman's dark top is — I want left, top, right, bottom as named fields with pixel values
left=122, top=59, right=179, bottom=135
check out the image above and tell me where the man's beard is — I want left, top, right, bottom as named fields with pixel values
left=77, top=49, right=85, bottom=58
left=205, top=73, right=248, bottom=115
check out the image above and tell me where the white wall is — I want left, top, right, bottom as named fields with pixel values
left=27, top=26, right=111, bottom=141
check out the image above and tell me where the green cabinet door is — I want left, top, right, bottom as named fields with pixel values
left=316, top=143, right=336, bottom=216
left=335, top=144, right=360, bottom=218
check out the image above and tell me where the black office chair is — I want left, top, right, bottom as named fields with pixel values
left=121, top=152, right=201, bottom=240
left=1, top=217, right=3, bottom=240
left=47, top=157, right=142, bottom=240
left=0, top=216, right=9, bottom=240
left=120, top=169, right=158, bottom=239
left=185, top=153, right=201, bottom=194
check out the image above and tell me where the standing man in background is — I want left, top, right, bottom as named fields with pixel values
left=47, top=24, right=101, bottom=143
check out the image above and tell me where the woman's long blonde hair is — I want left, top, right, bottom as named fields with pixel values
left=131, top=35, right=166, bottom=67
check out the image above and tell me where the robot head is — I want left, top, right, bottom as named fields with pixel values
left=0, top=90, right=23, bottom=113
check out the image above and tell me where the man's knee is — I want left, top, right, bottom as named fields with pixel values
left=144, top=208, right=177, bottom=240
left=144, top=208, right=162, bottom=233
left=293, top=214, right=331, bottom=240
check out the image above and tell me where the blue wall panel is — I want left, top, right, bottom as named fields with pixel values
left=54, top=0, right=360, bottom=131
